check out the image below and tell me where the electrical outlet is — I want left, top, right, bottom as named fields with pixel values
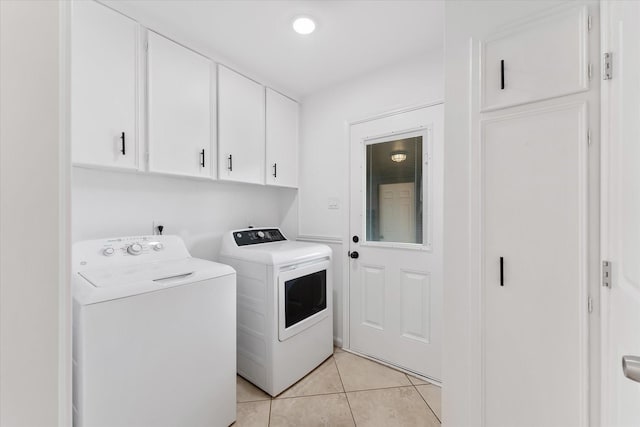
left=152, top=220, right=165, bottom=235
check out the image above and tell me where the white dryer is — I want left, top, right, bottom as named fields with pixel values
left=219, top=228, right=332, bottom=396
left=73, top=235, right=236, bottom=427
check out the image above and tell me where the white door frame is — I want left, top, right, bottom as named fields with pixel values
left=59, top=1, right=73, bottom=425
left=341, top=100, right=444, bottom=351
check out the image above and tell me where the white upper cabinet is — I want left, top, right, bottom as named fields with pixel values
left=218, top=65, right=265, bottom=185
left=265, top=89, right=298, bottom=188
left=480, top=5, right=589, bottom=111
left=72, top=0, right=139, bottom=169
left=147, top=32, right=215, bottom=178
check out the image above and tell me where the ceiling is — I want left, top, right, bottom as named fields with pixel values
left=101, top=0, right=444, bottom=99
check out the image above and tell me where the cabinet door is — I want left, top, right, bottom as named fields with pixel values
left=218, top=65, right=265, bottom=185
left=72, top=0, right=138, bottom=169
left=265, top=89, right=298, bottom=188
left=147, top=32, right=214, bottom=178
left=482, top=104, right=588, bottom=427
left=480, top=5, right=589, bottom=111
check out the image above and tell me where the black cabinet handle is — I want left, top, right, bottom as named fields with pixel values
left=500, top=256, right=504, bottom=286
left=273, top=163, right=277, bottom=178
left=348, top=251, right=359, bottom=259
left=200, top=149, right=205, bottom=167
left=228, top=154, right=233, bottom=171
left=120, top=132, right=126, bottom=155
left=500, top=60, right=505, bottom=90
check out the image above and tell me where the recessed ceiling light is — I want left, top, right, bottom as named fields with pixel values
left=293, top=17, right=316, bottom=35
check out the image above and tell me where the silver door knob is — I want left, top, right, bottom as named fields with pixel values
left=622, top=355, right=640, bottom=383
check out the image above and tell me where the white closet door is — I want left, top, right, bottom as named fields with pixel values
left=72, top=0, right=138, bottom=169
left=265, top=89, right=298, bottom=188
left=218, top=65, right=265, bottom=185
left=147, top=32, right=214, bottom=178
left=480, top=4, right=589, bottom=111
left=482, top=103, right=588, bottom=427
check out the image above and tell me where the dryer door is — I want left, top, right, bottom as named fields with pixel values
left=278, top=259, right=330, bottom=341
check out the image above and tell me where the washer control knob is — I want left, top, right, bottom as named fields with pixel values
left=102, top=247, right=115, bottom=257
left=257, top=231, right=265, bottom=238
left=127, top=243, right=143, bottom=255
left=153, top=243, right=164, bottom=251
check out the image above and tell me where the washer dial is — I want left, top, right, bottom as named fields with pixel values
left=127, top=243, right=143, bottom=255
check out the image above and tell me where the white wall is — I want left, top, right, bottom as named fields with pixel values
left=0, top=1, right=69, bottom=425
left=72, top=168, right=298, bottom=260
left=299, top=52, right=444, bottom=346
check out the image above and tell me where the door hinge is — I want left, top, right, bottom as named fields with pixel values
left=588, top=63, right=593, bottom=81
left=603, top=52, right=613, bottom=80
left=602, top=260, right=612, bottom=288
left=588, top=296, right=593, bottom=313
left=588, top=15, right=592, bottom=31
left=587, top=129, right=592, bottom=146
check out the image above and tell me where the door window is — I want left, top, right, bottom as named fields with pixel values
left=366, top=136, right=423, bottom=244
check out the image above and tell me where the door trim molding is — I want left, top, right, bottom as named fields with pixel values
left=349, top=100, right=444, bottom=126
left=343, top=100, right=444, bottom=351
left=58, top=1, right=72, bottom=425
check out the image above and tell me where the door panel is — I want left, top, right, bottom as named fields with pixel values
left=361, top=265, right=385, bottom=330
left=147, top=32, right=213, bottom=178
left=349, top=104, right=443, bottom=380
left=400, top=271, right=430, bottom=343
left=218, top=65, right=265, bottom=184
left=481, top=4, right=589, bottom=111
left=266, top=89, right=298, bottom=188
left=482, top=103, right=587, bottom=427
left=601, top=2, right=640, bottom=425
left=71, top=0, right=138, bottom=169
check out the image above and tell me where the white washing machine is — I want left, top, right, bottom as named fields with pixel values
left=72, top=235, right=236, bottom=427
left=219, top=227, right=332, bottom=396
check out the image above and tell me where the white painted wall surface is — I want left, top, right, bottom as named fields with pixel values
left=299, top=52, right=443, bottom=346
left=443, top=2, right=599, bottom=426
left=0, top=1, right=69, bottom=425
left=72, top=168, right=298, bottom=260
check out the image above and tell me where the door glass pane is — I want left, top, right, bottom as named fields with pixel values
left=366, top=136, right=423, bottom=244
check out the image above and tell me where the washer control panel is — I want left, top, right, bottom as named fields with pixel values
left=73, top=235, right=190, bottom=272
left=98, top=237, right=166, bottom=257
left=233, top=228, right=286, bottom=246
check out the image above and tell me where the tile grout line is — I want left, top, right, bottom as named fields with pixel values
left=333, top=354, right=358, bottom=426
left=267, top=397, right=273, bottom=427
left=412, top=383, right=441, bottom=424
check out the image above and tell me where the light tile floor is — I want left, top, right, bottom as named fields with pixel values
left=234, top=347, right=441, bottom=427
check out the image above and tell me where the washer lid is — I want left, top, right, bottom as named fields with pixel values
left=74, top=258, right=235, bottom=305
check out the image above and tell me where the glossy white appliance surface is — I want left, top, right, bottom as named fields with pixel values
left=72, top=235, right=236, bottom=427
left=219, top=227, right=333, bottom=396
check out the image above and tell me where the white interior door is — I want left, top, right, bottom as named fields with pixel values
left=349, top=104, right=443, bottom=380
left=379, top=183, right=415, bottom=243
left=601, top=2, right=640, bottom=426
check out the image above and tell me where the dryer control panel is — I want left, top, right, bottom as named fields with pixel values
left=233, top=228, right=286, bottom=246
